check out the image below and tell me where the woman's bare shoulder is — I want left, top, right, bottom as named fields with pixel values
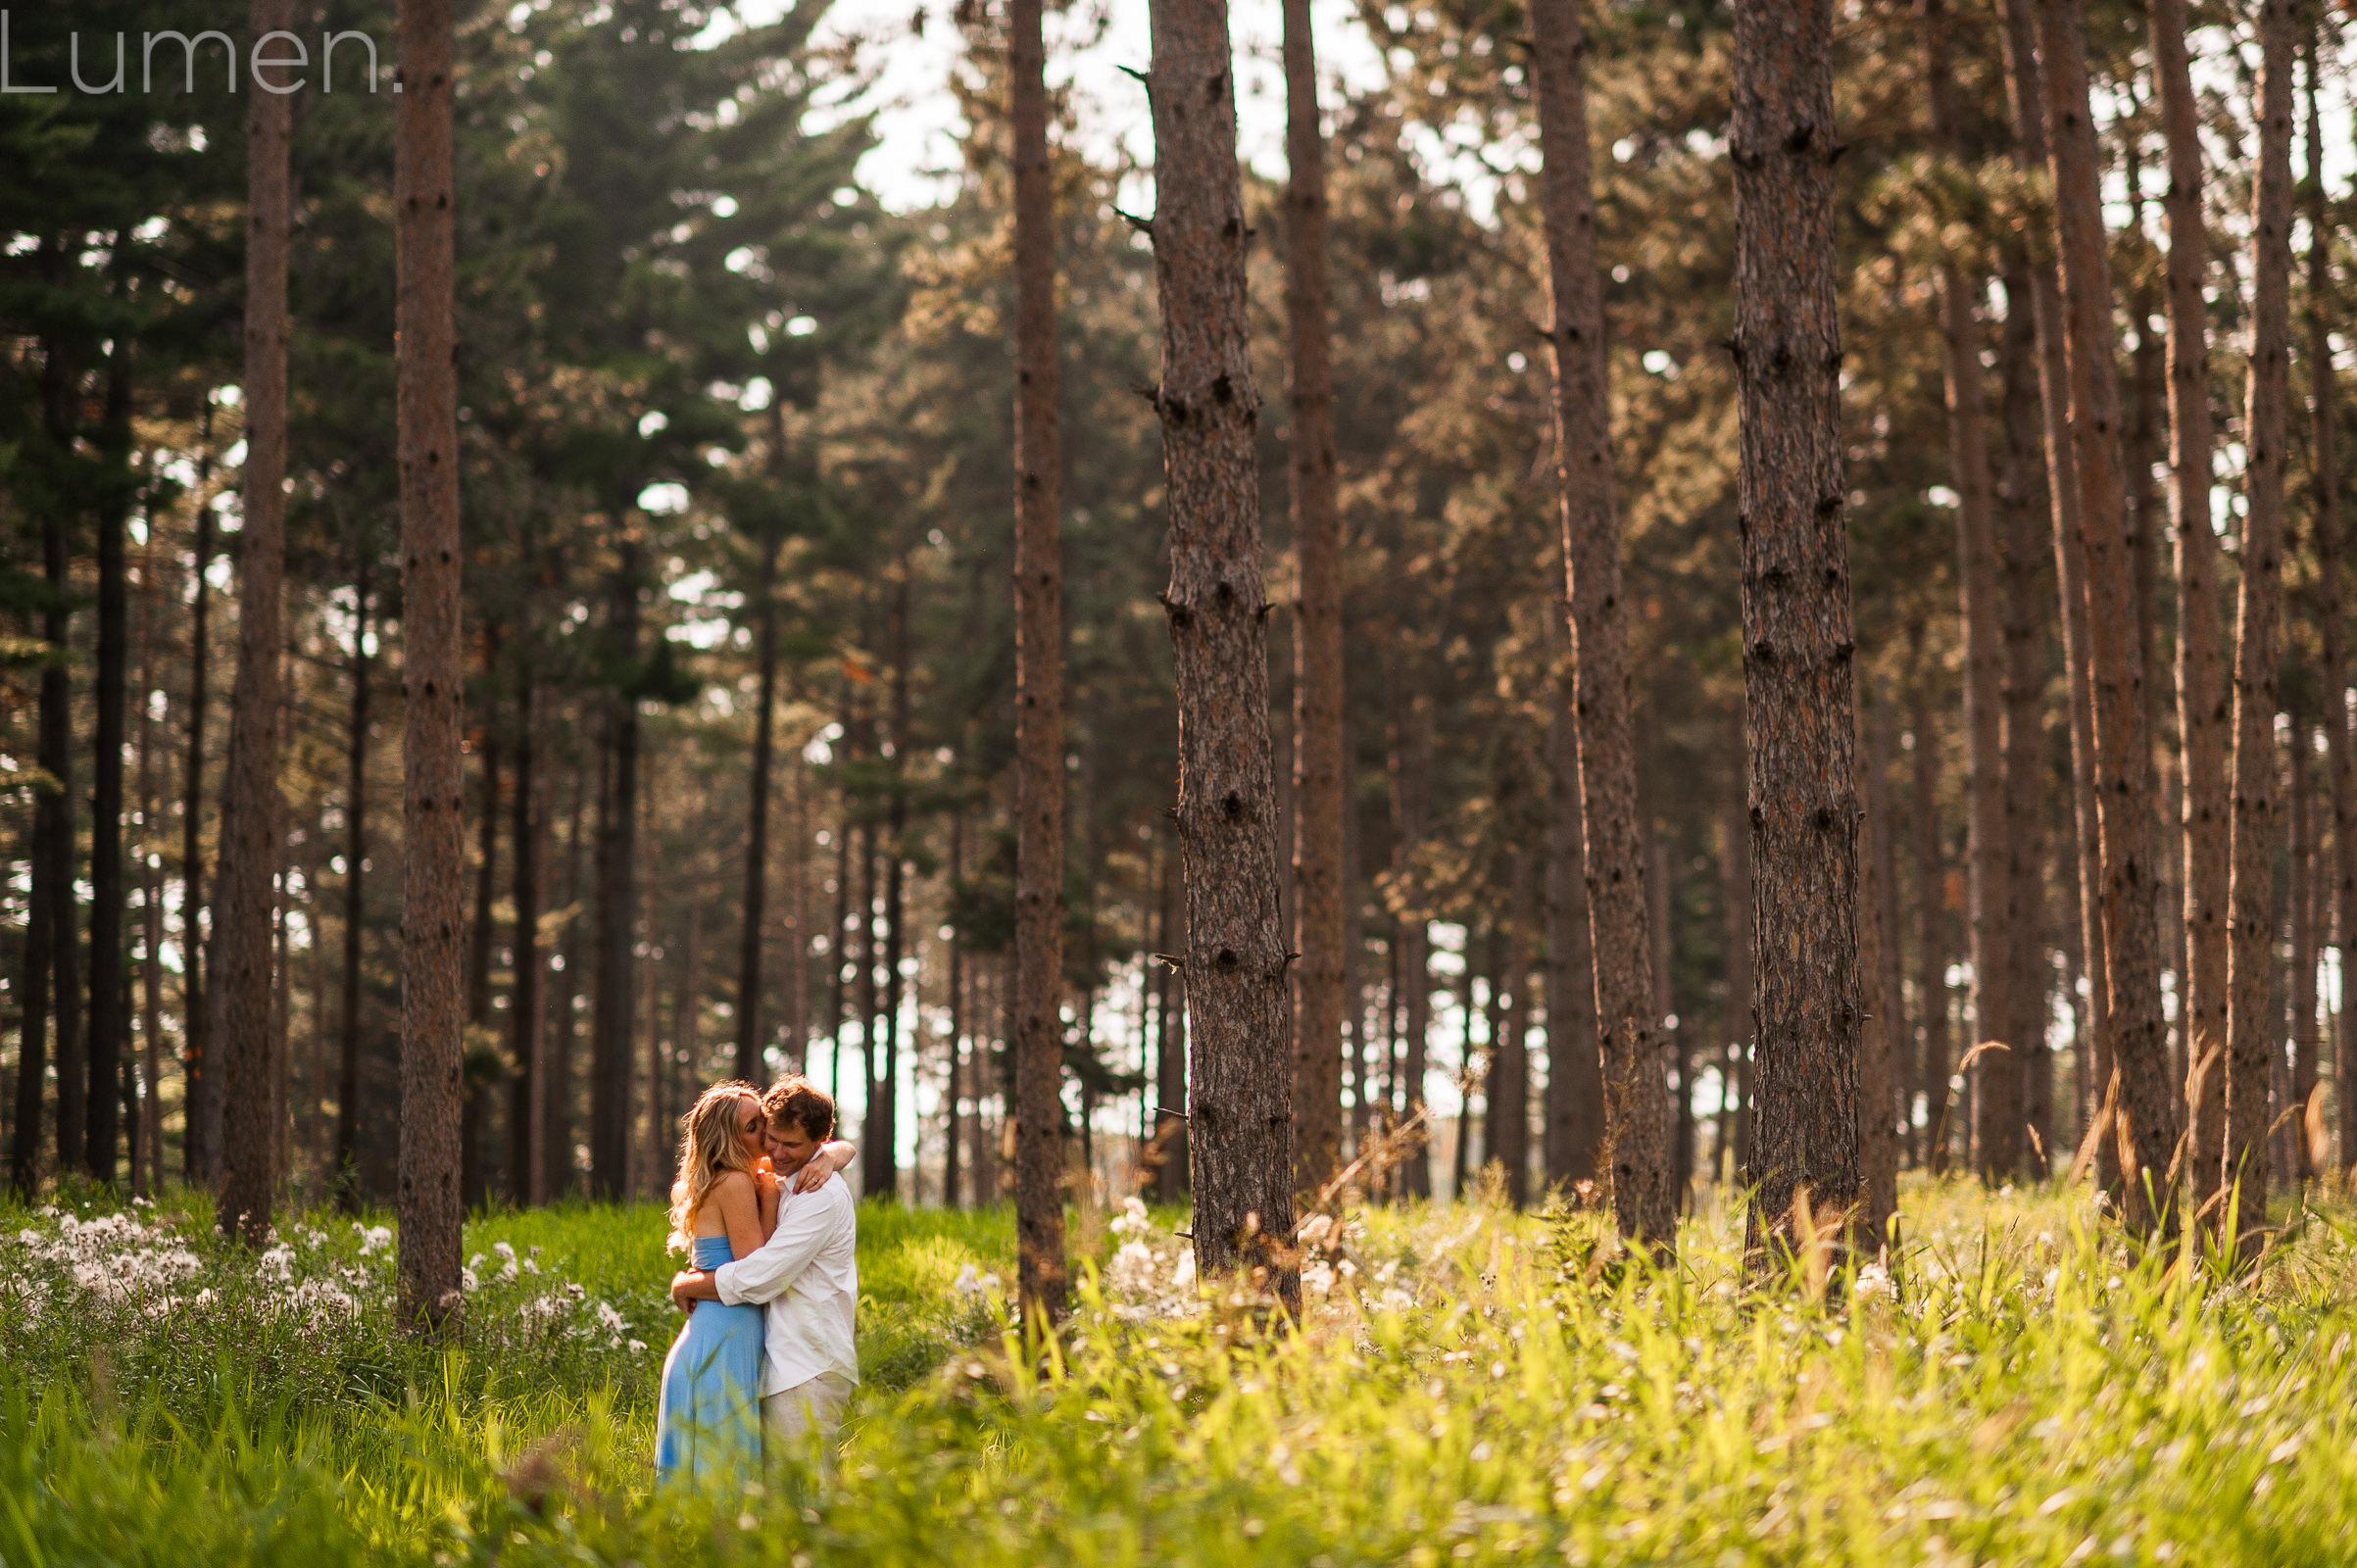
left=708, top=1169, right=756, bottom=1199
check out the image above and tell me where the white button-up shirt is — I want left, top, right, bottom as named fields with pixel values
left=711, top=1172, right=859, bottom=1396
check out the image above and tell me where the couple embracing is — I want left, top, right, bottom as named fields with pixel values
left=655, top=1075, right=860, bottom=1482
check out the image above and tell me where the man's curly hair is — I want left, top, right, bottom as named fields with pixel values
left=761, top=1074, right=837, bottom=1144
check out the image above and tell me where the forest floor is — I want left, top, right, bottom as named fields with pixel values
left=5, top=1174, right=2354, bottom=1565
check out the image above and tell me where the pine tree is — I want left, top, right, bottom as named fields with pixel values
left=2000, top=0, right=2110, bottom=1182
left=2034, top=0, right=2179, bottom=1225
left=2224, top=0, right=2295, bottom=1249
left=1284, top=0, right=1346, bottom=1191
left=1995, top=269, right=2052, bottom=1169
left=1544, top=606, right=1603, bottom=1188
left=2150, top=0, right=2229, bottom=1213
left=396, top=0, right=467, bottom=1331
left=217, top=0, right=296, bottom=1244
left=1920, top=0, right=2012, bottom=1181
left=1145, top=0, right=1298, bottom=1302
left=1009, top=0, right=1070, bottom=1320
left=1732, top=0, right=1862, bottom=1254
left=1529, top=0, right=1671, bottom=1250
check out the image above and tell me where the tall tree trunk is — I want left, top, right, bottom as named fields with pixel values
left=136, top=536, right=166, bottom=1198
left=2289, top=735, right=2318, bottom=1183
left=218, top=0, right=294, bottom=1240
left=1996, top=268, right=2053, bottom=1174
left=1654, top=831, right=1683, bottom=1203
left=591, top=553, right=641, bottom=1200
left=10, top=476, right=68, bottom=1200
left=1530, top=0, right=1671, bottom=1251
left=509, top=675, right=542, bottom=1200
left=464, top=709, right=501, bottom=1205
left=1145, top=0, right=1298, bottom=1301
left=782, top=752, right=810, bottom=1067
left=1545, top=605, right=1604, bottom=1188
left=1720, top=776, right=1753, bottom=1177
left=395, top=0, right=466, bottom=1330
left=2303, top=18, right=2355, bottom=1192
left=335, top=569, right=372, bottom=1194
left=1493, top=854, right=1535, bottom=1206
left=1922, top=0, right=2013, bottom=1183
left=1908, top=664, right=1949, bottom=1169
left=88, top=365, right=133, bottom=1183
left=1858, top=681, right=1900, bottom=1244
left=1009, top=0, right=1070, bottom=1321
left=944, top=812, right=964, bottom=1207
left=2151, top=0, right=2228, bottom=1219
left=546, top=767, right=587, bottom=1200
left=737, top=530, right=782, bottom=1083
left=2225, top=0, right=2294, bottom=1248
left=1284, top=0, right=1345, bottom=1192
left=1731, top=0, right=1863, bottom=1256
left=2034, top=0, right=2179, bottom=1223
left=2001, top=0, right=2111, bottom=1186
left=874, top=578, right=910, bottom=1202
left=1154, top=832, right=1188, bottom=1200
left=1389, top=687, right=1434, bottom=1198
left=181, top=492, right=216, bottom=1185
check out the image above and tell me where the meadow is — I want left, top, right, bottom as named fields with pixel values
left=5, top=1179, right=2356, bottom=1566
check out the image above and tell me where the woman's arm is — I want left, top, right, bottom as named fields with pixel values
left=792, top=1138, right=858, bottom=1194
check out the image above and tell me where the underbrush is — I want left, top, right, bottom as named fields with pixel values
left=5, top=1180, right=2355, bottom=1564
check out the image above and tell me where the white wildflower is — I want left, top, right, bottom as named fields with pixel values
left=1107, top=1197, right=1150, bottom=1238
left=953, top=1263, right=993, bottom=1300
left=628, top=1339, right=648, bottom=1354
left=1107, top=1241, right=1158, bottom=1297
left=1301, top=1259, right=1337, bottom=1299
left=258, top=1245, right=297, bottom=1282
left=1852, top=1262, right=1894, bottom=1303
left=357, top=1225, right=392, bottom=1256
left=1171, top=1250, right=1197, bottom=1292
left=492, top=1241, right=516, bottom=1262
left=461, top=1266, right=481, bottom=1293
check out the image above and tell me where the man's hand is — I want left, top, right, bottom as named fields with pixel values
left=792, top=1138, right=857, bottom=1194
left=671, top=1268, right=720, bottom=1312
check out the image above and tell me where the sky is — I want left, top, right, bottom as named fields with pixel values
left=731, top=0, right=1394, bottom=212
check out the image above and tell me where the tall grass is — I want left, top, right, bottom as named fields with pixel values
left=6, top=1179, right=2354, bottom=1564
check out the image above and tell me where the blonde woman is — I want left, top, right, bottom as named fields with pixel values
left=655, top=1081, right=854, bottom=1481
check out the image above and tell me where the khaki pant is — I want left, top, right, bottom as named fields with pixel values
left=761, top=1371, right=856, bottom=1454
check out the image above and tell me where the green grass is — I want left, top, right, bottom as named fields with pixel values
left=5, top=1178, right=2356, bottom=1564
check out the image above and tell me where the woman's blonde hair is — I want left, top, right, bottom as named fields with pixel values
left=666, top=1082, right=765, bottom=1252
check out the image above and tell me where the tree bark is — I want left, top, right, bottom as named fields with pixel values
left=1144, top=0, right=1298, bottom=1302
left=10, top=471, right=69, bottom=1200
left=335, top=568, right=372, bottom=1194
left=873, top=575, right=911, bottom=1202
left=1719, top=775, right=1753, bottom=1176
left=218, top=0, right=294, bottom=1242
left=546, top=768, right=587, bottom=1200
left=737, top=531, right=783, bottom=1083
left=1731, top=0, right=1863, bottom=1257
left=135, top=535, right=166, bottom=1198
left=591, top=553, right=641, bottom=1200
left=1154, top=831, right=1188, bottom=1200
left=464, top=705, right=501, bottom=1205
left=2000, top=0, right=2111, bottom=1186
left=509, top=674, right=543, bottom=1200
left=37, top=339, right=85, bottom=1187
left=2149, top=0, right=2229, bottom=1219
left=88, top=364, right=133, bottom=1184
left=2033, top=0, right=2179, bottom=1225
left=1545, top=605, right=1605, bottom=1188
left=1389, top=686, right=1434, bottom=1198
left=1283, top=0, right=1345, bottom=1192
left=2302, top=21, right=2354, bottom=1191
left=2289, top=735, right=2318, bottom=1183
left=1908, top=663, right=1948, bottom=1169
left=1493, top=853, right=1535, bottom=1206
left=182, top=485, right=216, bottom=1185
left=1530, top=0, right=1671, bottom=1250
left=944, top=812, right=964, bottom=1207
left=1009, top=0, right=1071, bottom=1318
left=2224, top=0, right=2294, bottom=1249
left=1858, top=680, right=1900, bottom=1244
left=395, top=0, right=466, bottom=1331
left=1921, top=0, right=2013, bottom=1183
left=1996, top=268, right=2052, bottom=1173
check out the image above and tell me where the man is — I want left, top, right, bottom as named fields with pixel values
left=672, top=1075, right=859, bottom=1449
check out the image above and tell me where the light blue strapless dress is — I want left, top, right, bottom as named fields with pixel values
left=655, top=1236, right=766, bottom=1482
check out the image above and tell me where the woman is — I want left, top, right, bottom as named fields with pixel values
left=654, top=1082, right=854, bottom=1481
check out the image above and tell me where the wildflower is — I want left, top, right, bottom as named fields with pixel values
left=953, top=1263, right=992, bottom=1300
left=1107, top=1197, right=1150, bottom=1238
left=357, top=1225, right=393, bottom=1256
left=628, top=1339, right=648, bottom=1354
left=1852, top=1262, right=1894, bottom=1303
left=1171, top=1250, right=1197, bottom=1292
left=462, top=1266, right=481, bottom=1293
left=1107, top=1241, right=1158, bottom=1298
